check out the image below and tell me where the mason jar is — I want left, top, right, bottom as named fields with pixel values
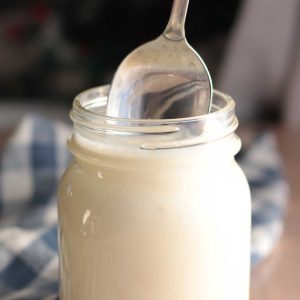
left=58, top=85, right=251, bottom=300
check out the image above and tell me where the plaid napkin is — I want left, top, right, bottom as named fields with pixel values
left=238, top=133, right=289, bottom=264
left=0, top=115, right=289, bottom=299
left=0, top=116, right=70, bottom=300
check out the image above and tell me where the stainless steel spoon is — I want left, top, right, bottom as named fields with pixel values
left=107, top=0, right=213, bottom=119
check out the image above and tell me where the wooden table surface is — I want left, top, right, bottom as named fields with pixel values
left=0, top=127, right=299, bottom=299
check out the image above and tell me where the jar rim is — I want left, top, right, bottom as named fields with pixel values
left=70, top=85, right=238, bottom=149
left=72, top=85, right=235, bottom=124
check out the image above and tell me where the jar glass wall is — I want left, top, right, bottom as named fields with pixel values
left=58, top=85, right=251, bottom=300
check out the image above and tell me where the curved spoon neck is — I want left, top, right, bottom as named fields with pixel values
left=163, top=0, right=189, bottom=41
left=163, top=26, right=185, bottom=41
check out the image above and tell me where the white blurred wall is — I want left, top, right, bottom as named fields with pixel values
left=218, top=0, right=300, bottom=127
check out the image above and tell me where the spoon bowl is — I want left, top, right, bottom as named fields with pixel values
left=107, top=0, right=213, bottom=119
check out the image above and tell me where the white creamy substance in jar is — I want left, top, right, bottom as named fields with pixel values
left=58, top=130, right=251, bottom=300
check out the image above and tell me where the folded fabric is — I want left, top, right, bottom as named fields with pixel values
left=238, top=133, right=289, bottom=264
left=0, top=115, right=289, bottom=299
left=0, top=116, right=70, bottom=300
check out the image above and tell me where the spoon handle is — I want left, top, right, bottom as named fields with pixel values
left=163, top=0, right=189, bottom=40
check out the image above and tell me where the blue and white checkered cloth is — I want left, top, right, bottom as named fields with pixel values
left=0, top=115, right=289, bottom=299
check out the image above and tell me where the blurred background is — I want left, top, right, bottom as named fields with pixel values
left=0, top=0, right=298, bottom=128
left=0, top=1, right=299, bottom=299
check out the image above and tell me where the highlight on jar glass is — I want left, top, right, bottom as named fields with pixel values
left=58, top=84, right=251, bottom=300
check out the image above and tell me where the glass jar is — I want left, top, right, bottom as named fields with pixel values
left=58, top=85, right=251, bottom=300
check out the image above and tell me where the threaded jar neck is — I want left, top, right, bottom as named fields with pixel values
left=70, top=85, right=238, bottom=150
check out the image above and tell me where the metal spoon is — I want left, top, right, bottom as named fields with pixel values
left=107, top=0, right=213, bottom=119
